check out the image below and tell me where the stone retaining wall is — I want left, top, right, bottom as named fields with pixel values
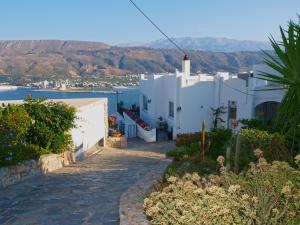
left=0, top=160, right=39, bottom=189
left=0, top=150, right=75, bottom=189
left=39, top=151, right=76, bottom=174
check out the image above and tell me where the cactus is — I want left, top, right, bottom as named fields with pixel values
left=234, top=132, right=242, bottom=173
left=200, top=120, right=206, bottom=161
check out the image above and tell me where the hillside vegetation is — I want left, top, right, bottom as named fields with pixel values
left=0, top=40, right=263, bottom=83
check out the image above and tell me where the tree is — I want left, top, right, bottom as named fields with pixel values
left=259, top=17, right=300, bottom=154
left=211, top=106, right=227, bottom=130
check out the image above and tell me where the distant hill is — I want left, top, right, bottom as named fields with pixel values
left=119, top=37, right=272, bottom=52
left=0, top=40, right=264, bottom=84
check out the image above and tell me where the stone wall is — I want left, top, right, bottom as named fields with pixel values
left=106, top=137, right=128, bottom=149
left=39, top=151, right=76, bottom=174
left=0, top=160, right=40, bottom=189
left=0, top=150, right=75, bottom=189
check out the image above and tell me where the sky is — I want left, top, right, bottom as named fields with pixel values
left=0, top=0, right=299, bottom=45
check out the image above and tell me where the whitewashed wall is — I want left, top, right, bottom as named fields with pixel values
left=251, top=64, right=284, bottom=113
left=178, top=81, right=215, bottom=134
left=140, top=75, right=156, bottom=127
left=139, top=61, right=285, bottom=140
left=70, top=99, right=107, bottom=159
left=220, top=78, right=252, bottom=125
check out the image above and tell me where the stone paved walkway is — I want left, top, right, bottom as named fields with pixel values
left=0, top=139, right=174, bottom=225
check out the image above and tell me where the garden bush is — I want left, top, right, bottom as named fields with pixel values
left=0, top=98, right=76, bottom=167
left=145, top=155, right=300, bottom=225
left=0, top=105, right=42, bottom=166
left=240, top=118, right=270, bottom=131
left=208, top=128, right=232, bottom=159
left=284, top=115, right=300, bottom=156
left=24, top=98, right=76, bottom=153
left=175, top=132, right=201, bottom=147
left=166, top=146, right=194, bottom=161
left=237, top=128, right=293, bottom=170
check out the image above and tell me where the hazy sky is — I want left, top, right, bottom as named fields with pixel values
left=0, top=0, right=299, bottom=44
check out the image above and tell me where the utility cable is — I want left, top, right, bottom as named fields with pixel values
left=220, top=78, right=254, bottom=96
left=128, top=0, right=187, bottom=56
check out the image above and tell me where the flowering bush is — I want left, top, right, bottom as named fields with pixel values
left=145, top=173, right=257, bottom=225
left=0, top=98, right=76, bottom=166
left=145, top=155, right=300, bottom=225
left=238, top=128, right=293, bottom=169
left=125, top=110, right=150, bottom=130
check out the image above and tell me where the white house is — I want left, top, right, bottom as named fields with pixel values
left=139, top=56, right=284, bottom=139
left=62, top=98, right=108, bottom=159
left=0, top=98, right=108, bottom=159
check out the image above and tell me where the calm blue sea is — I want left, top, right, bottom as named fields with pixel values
left=0, top=88, right=139, bottom=115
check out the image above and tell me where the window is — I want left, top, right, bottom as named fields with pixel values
left=228, top=101, right=237, bottom=119
left=169, top=101, right=174, bottom=118
left=143, top=95, right=148, bottom=111
left=228, top=101, right=237, bottom=128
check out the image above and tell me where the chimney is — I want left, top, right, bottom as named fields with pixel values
left=182, top=54, right=190, bottom=77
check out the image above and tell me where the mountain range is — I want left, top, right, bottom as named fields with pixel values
left=119, top=37, right=272, bottom=52
left=0, top=39, right=266, bottom=84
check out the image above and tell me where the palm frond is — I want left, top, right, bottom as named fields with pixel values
left=260, top=16, right=300, bottom=132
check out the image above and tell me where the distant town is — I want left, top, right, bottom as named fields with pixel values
left=5, top=74, right=141, bottom=90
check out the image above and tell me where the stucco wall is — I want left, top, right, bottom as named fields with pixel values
left=139, top=63, right=285, bottom=140
left=179, top=81, right=215, bottom=134
left=221, top=78, right=252, bottom=124
left=71, top=99, right=108, bottom=160
left=140, top=74, right=177, bottom=130
left=140, top=75, right=156, bottom=127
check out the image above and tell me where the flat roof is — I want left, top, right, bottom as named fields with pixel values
left=0, top=98, right=107, bottom=110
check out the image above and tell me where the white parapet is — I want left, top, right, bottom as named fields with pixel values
left=137, top=125, right=156, bottom=142
left=123, top=112, right=156, bottom=142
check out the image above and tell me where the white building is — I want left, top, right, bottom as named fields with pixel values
left=42, top=80, right=49, bottom=89
left=139, top=56, right=284, bottom=139
left=62, top=98, right=108, bottom=159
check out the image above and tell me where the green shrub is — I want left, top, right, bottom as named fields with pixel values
left=175, top=132, right=201, bottom=147
left=24, top=98, right=76, bottom=153
left=240, top=118, right=270, bottom=131
left=163, top=152, right=217, bottom=183
left=284, top=115, right=300, bottom=156
left=208, top=128, right=232, bottom=159
left=166, top=146, right=194, bottom=161
left=145, top=156, right=300, bottom=225
left=0, top=104, right=31, bottom=146
left=237, top=128, right=293, bottom=170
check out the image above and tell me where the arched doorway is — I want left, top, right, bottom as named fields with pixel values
left=254, top=101, right=280, bottom=124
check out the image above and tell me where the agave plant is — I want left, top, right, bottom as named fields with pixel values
left=259, top=17, right=300, bottom=134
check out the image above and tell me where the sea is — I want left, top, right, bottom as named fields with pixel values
left=0, top=87, right=139, bottom=115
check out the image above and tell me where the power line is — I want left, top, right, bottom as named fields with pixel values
left=221, top=79, right=254, bottom=96
left=128, top=0, right=187, bottom=56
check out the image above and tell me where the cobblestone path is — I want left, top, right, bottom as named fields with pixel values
left=0, top=139, right=174, bottom=225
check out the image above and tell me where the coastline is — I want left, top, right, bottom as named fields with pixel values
left=32, top=85, right=139, bottom=93
left=0, top=85, right=18, bottom=91
left=33, top=88, right=117, bottom=94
